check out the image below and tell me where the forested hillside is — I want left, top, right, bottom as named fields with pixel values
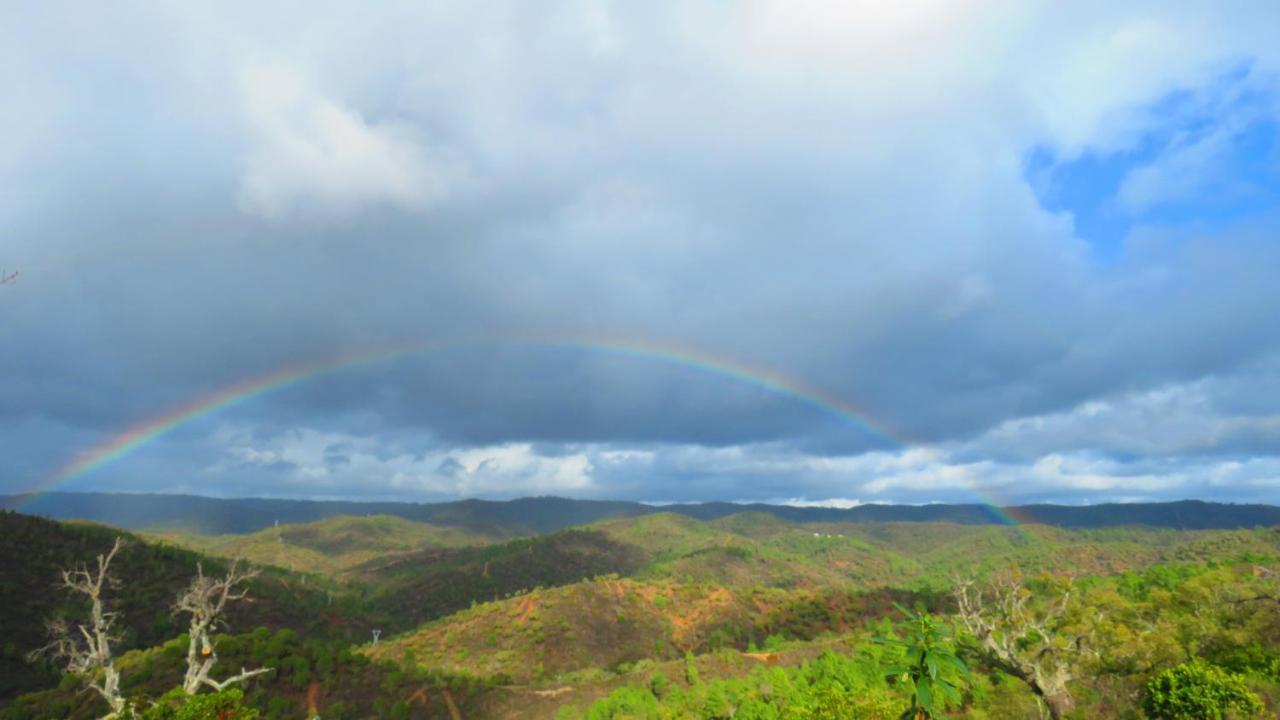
left=3, top=509, right=1280, bottom=719
left=159, top=515, right=495, bottom=577
left=7, top=493, right=1280, bottom=536
left=0, top=512, right=372, bottom=702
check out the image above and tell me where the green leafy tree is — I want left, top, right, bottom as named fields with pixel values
left=877, top=605, right=969, bottom=719
left=1141, top=660, right=1262, bottom=720
left=684, top=651, right=701, bottom=686
left=138, top=688, right=258, bottom=720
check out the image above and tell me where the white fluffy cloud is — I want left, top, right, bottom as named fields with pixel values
left=198, top=422, right=1280, bottom=505
left=972, top=368, right=1280, bottom=460
left=214, top=426, right=592, bottom=497
left=236, top=62, right=464, bottom=219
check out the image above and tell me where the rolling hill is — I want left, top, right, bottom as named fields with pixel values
left=157, top=514, right=495, bottom=576
left=6, top=492, right=1280, bottom=536
left=365, top=578, right=765, bottom=683
left=4, top=507, right=1280, bottom=719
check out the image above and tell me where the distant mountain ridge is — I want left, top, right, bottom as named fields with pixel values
left=4, top=492, right=1279, bottom=535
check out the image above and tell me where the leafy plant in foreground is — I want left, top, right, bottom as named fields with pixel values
left=877, top=604, right=969, bottom=719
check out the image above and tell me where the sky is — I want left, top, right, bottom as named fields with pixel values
left=3, top=1, right=1280, bottom=507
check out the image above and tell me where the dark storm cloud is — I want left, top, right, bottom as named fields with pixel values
left=4, top=1, right=1280, bottom=502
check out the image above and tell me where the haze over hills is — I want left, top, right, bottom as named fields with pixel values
left=5, top=492, right=1280, bottom=536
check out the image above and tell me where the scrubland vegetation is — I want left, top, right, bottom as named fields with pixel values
left=2, top=506, right=1278, bottom=718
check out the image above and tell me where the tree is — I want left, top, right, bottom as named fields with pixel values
left=173, top=561, right=270, bottom=695
left=684, top=651, right=700, bottom=685
left=139, top=688, right=259, bottom=720
left=29, top=538, right=131, bottom=718
left=954, top=573, right=1091, bottom=720
left=877, top=604, right=969, bottom=719
left=1141, top=660, right=1262, bottom=719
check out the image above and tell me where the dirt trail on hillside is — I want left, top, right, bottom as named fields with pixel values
left=443, top=689, right=463, bottom=720
left=533, top=687, right=573, bottom=698
left=516, top=593, right=538, bottom=624
left=305, top=679, right=319, bottom=716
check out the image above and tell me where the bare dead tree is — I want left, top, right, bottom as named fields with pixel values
left=1233, top=565, right=1280, bottom=605
left=29, top=538, right=130, bottom=719
left=955, top=573, right=1092, bottom=720
left=174, top=560, right=270, bottom=694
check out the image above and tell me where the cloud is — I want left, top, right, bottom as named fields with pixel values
left=767, top=498, right=865, bottom=509
left=123, top=422, right=1267, bottom=507
left=2, top=2, right=1280, bottom=505
left=0, top=24, right=62, bottom=195
left=236, top=62, right=464, bottom=218
left=1118, top=124, right=1235, bottom=215
left=967, top=366, right=1280, bottom=461
left=1116, top=70, right=1280, bottom=215
left=213, top=426, right=593, bottom=498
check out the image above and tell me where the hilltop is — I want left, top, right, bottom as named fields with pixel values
left=365, top=578, right=764, bottom=682
left=157, top=514, right=495, bottom=576
left=6, top=492, right=1280, bottom=536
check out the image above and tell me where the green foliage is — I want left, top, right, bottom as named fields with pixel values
left=876, top=605, right=968, bottom=719
left=1116, top=564, right=1213, bottom=601
left=1141, top=660, right=1262, bottom=719
left=0, top=512, right=370, bottom=701
left=388, top=699, right=412, bottom=719
left=137, top=688, right=258, bottom=720
left=574, top=650, right=900, bottom=719
left=358, top=529, right=647, bottom=631
left=649, top=671, right=672, bottom=698
left=6, top=510, right=1280, bottom=720
left=169, top=515, right=494, bottom=577
left=685, top=651, right=701, bottom=686
left=1207, top=643, right=1280, bottom=680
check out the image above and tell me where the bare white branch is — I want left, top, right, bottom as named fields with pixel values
left=29, top=538, right=130, bottom=718
left=174, top=559, right=268, bottom=694
left=203, top=666, right=272, bottom=691
left=954, top=572, right=1089, bottom=720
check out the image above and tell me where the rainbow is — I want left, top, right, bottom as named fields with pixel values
left=19, top=336, right=1026, bottom=524
left=20, top=345, right=407, bottom=507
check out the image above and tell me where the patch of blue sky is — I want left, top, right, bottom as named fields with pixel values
left=1025, top=69, right=1280, bottom=263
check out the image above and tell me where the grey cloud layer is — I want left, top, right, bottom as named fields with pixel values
left=3, top=1, right=1280, bottom=502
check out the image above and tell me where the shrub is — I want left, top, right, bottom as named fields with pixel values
left=389, top=699, right=411, bottom=720
left=138, top=688, right=258, bottom=720
left=684, top=652, right=700, bottom=686
left=1142, top=660, right=1262, bottom=719
left=649, top=672, right=672, bottom=698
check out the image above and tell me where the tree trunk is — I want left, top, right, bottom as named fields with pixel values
left=1042, top=690, right=1075, bottom=720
